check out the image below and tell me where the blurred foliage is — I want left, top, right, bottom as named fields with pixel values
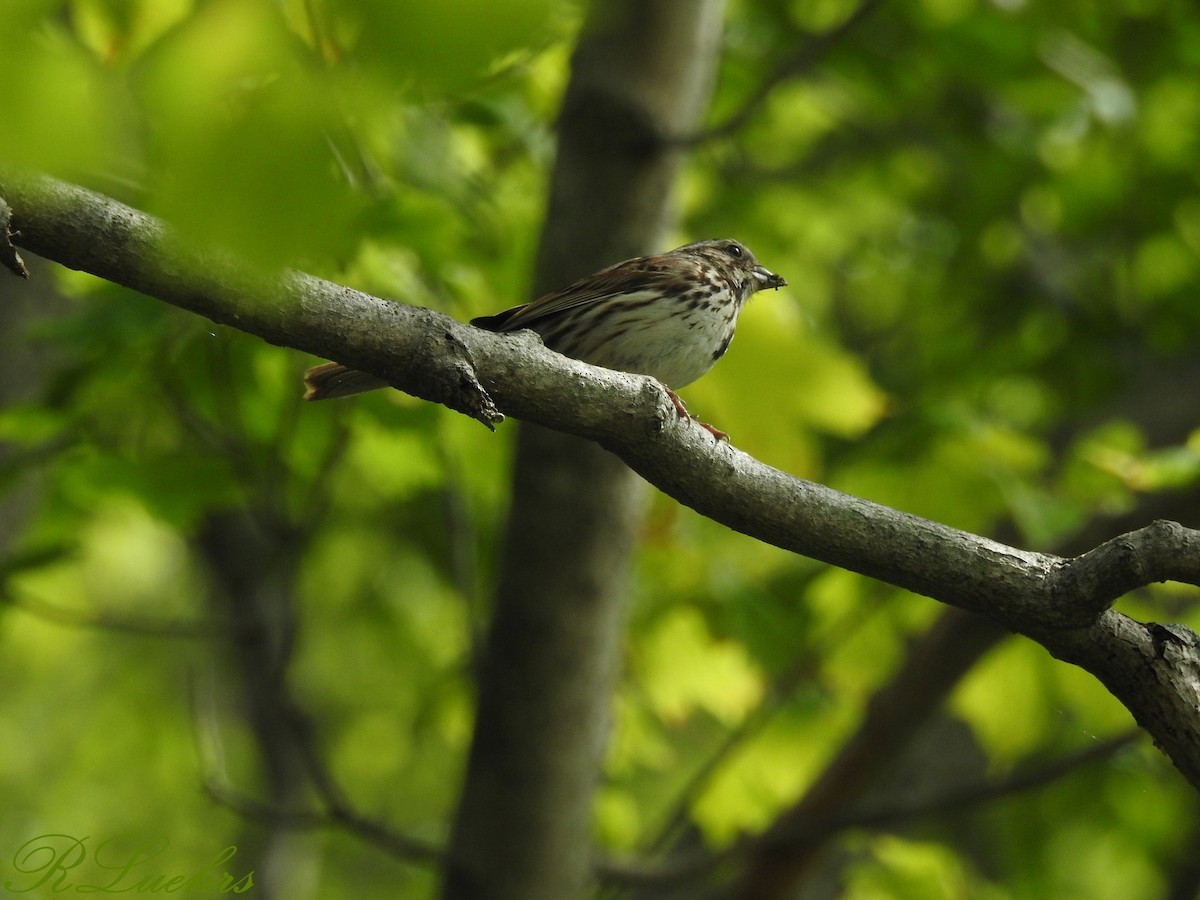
left=2, top=0, right=1200, bottom=897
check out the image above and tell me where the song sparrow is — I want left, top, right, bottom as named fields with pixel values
left=304, top=239, right=786, bottom=435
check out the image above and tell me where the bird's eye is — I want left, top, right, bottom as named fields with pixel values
left=724, top=243, right=743, bottom=258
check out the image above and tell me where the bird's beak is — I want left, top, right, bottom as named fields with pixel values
left=753, top=265, right=787, bottom=290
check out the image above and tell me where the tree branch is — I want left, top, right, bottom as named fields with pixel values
left=4, top=171, right=1200, bottom=789
left=677, top=0, right=889, bottom=145
left=598, top=730, right=1138, bottom=889
left=0, top=195, right=29, bottom=278
left=0, top=173, right=503, bottom=429
left=728, top=489, right=1200, bottom=896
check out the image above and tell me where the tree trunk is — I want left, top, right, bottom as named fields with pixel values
left=440, top=3, right=727, bottom=898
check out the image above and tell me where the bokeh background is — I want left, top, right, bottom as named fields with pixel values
left=2, top=0, right=1200, bottom=897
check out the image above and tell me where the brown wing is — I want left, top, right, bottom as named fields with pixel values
left=470, top=254, right=676, bottom=333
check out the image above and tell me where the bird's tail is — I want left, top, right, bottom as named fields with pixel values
left=303, top=362, right=389, bottom=401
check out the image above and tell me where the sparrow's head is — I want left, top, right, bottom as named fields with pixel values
left=673, top=239, right=787, bottom=300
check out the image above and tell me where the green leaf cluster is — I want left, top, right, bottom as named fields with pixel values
left=2, top=0, right=1199, bottom=897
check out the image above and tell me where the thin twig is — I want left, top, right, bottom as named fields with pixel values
left=596, top=730, right=1139, bottom=888
left=203, top=777, right=445, bottom=865
left=677, top=0, right=889, bottom=145
left=2, top=589, right=240, bottom=638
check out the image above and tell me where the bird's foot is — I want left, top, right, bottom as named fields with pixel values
left=664, top=386, right=729, bottom=442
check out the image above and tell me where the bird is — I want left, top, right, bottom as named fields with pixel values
left=303, top=239, right=786, bottom=437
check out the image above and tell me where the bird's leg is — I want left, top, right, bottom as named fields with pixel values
left=664, top=386, right=691, bottom=420
left=664, top=386, right=730, bottom=442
